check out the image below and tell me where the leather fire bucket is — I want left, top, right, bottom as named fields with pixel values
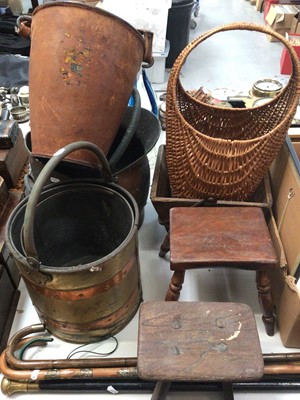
left=6, top=142, right=142, bottom=343
left=27, top=1, right=153, bottom=164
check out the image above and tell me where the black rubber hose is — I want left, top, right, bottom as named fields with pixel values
left=108, top=87, right=141, bottom=171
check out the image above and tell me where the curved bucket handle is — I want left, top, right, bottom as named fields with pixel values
left=16, top=15, right=32, bottom=39
left=138, top=30, right=154, bottom=67
left=23, top=141, right=114, bottom=271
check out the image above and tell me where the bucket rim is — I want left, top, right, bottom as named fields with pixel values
left=32, top=1, right=146, bottom=52
left=24, top=107, right=161, bottom=174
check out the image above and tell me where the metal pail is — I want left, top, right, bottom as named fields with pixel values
left=6, top=142, right=142, bottom=343
left=24, top=107, right=161, bottom=221
left=28, top=2, right=153, bottom=164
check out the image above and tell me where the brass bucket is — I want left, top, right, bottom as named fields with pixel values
left=27, top=2, right=153, bottom=164
left=6, top=142, right=142, bottom=343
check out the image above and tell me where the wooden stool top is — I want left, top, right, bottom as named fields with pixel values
left=138, top=301, right=264, bottom=382
left=170, top=207, right=277, bottom=270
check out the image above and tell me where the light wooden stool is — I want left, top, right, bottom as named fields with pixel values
left=163, top=207, right=277, bottom=336
left=138, top=301, right=264, bottom=400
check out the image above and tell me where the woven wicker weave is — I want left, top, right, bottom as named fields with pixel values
left=166, top=23, right=300, bottom=201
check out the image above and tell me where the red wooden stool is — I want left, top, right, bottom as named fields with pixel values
left=138, top=301, right=264, bottom=400
left=164, top=207, right=277, bottom=336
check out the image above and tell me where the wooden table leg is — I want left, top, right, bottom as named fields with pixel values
left=256, top=270, right=275, bottom=336
left=165, top=271, right=185, bottom=301
left=151, top=381, right=171, bottom=400
left=159, top=232, right=170, bottom=258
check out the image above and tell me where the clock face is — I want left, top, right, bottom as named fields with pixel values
left=255, top=81, right=281, bottom=91
left=210, top=88, right=238, bottom=101
left=253, top=79, right=283, bottom=95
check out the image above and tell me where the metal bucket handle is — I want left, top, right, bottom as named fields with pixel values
left=138, top=30, right=154, bottom=67
left=16, top=15, right=32, bottom=39
left=22, top=141, right=114, bottom=271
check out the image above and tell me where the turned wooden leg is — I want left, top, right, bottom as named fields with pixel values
left=159, top=232, right=170, bottom=258
left=165, top=270, right=185, bottom=301
left=151, top=381, right=171, bottom=400
left=256, top=270, right=275, bottom=336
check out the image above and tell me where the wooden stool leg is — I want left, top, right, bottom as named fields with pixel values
left=165, top=271, right=185, bottom=301
left=256, top=270, right=275, bottom=336
left=159, top=232, right=170, bottom=258
left=222, top=382, right=234, bottom=400
left=151, top=381, right=171, bottom=400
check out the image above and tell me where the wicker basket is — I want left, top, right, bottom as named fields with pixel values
left=166, top=23, right=300, bottom=201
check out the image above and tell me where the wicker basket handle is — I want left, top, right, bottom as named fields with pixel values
left=170, top=22, right=300, bottom=91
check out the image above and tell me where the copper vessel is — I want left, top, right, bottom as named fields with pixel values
left=6, top=142, right=142, bottom=343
